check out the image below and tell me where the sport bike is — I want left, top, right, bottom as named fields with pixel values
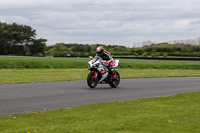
left=87, top=56, right=120, bottom=88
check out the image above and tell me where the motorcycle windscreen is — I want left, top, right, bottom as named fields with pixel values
left=113, top=60, right=119, bottom=68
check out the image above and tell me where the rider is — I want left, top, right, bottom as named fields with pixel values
left=96, top=46, right=116, bottom=79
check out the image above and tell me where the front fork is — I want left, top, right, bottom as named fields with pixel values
left=91, top=71, right=98, bottom=79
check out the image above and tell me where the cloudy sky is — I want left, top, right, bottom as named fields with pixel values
left=0, top=0, right=200, bottom=47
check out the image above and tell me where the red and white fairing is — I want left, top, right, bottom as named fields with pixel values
left=88, top=58, right=120, bottom=83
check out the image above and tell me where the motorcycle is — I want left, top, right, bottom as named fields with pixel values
left=87, top=56, right=120, bottom=88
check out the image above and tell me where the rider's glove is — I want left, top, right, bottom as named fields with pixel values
left=104, top=61, right=109, bottom=64
left=103, top=61, right=109, bottom=66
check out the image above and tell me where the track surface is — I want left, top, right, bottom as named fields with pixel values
left=0, top=77, right=200, bottom=116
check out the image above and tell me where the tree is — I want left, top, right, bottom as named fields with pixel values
left=0, top=22, right=47, bottom=55
left=29, top=38, right=47, bottom=55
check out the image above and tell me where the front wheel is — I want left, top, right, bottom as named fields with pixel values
left=109, top=71, right=120, bottom=88
left=87, top=72, right=98, bottom=88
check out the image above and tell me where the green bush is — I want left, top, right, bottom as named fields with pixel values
left=163, top=53, right=168, bottom=57
left=150, top=53, right=155, bottom=57
left=134, top=52, right=139, bottom=56
left=142, top=53, right=148, bottom=57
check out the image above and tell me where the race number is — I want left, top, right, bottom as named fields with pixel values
left=92, top=59, right=96, bottom=63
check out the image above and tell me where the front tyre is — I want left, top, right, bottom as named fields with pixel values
left=109, top=72, right=120, bottom=88
left=87, top=72, right=98, bottom=88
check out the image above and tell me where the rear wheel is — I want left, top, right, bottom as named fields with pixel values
left=87, top=72, right=98, bottom=88
left=109, top=71, right=120, bottom=88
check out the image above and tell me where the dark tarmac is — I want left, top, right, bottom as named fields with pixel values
left=0, top=77, right=200, bottom=116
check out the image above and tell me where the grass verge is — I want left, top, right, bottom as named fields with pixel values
left=1, top=69, right=200, bottom=84
left=1, top=56, right=200, bottom=69
left=0, top=92, right=200, bottom=133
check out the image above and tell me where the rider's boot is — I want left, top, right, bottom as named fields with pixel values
left=111, top=68, right=117, bottom=80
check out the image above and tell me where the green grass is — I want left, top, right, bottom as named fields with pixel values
left=120, top=59, right=200, bottom=69
left=1, top=56, right=200, bottom=84
left=0, top=92, right=200, bottom=133
left=1, top=69, right=200, bottom=84
left=0, top=57, right=90, bottom=69
left=1, top=56, right=200, bottom=69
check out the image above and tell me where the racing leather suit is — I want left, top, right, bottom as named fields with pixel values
left=98, top=50, right=113, bottom=66
left=98, top=50, right=116, bottom=78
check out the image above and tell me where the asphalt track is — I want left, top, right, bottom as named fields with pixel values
left=0, top=77, right=200, bottom=116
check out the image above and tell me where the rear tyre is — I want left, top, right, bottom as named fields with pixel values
left=109, top=71, right=120, bottom=88
left=87, top=72, right=98, bottom=88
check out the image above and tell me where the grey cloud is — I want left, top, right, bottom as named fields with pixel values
left=0, top=0, right=199, bottom=46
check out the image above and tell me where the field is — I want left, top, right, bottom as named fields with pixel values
left=1, top=69, right=200, bottom=84
left=0, top=92, right=200, bottom=133
left=1, top=56, right=200, bottom=84
left=1, top=56, right=200, bottom=132
left=1, top=56, right=200, bottom=69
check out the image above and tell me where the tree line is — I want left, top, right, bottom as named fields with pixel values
left=46, top=43, right=132, bottom=56
left=139, top=43, right=200, bottom=57
left=46, top=42, right=200, bottom=57
left=0, top=22, right=47, bottom=55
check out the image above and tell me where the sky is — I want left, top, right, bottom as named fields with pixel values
left=0, top=0, right=200, bottom=47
